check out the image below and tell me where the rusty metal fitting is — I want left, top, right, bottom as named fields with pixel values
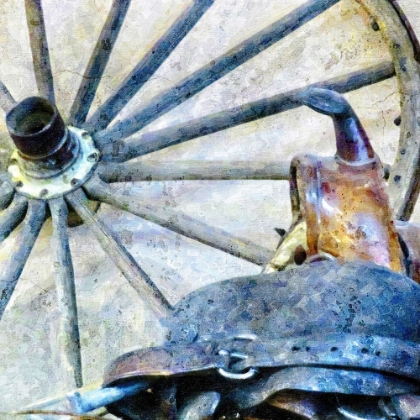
left=267, top=88, right=403, bottom=274
left=6, top=97, right=80, bottom=179
left=6, top=97, right=99, bottom=199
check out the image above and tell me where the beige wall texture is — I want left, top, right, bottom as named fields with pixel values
left=0, top=0, right=419, bottom=413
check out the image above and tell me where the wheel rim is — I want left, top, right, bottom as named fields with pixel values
left=0, top=0, right=418, bottom=412
left=358, top=0, right=420, bottom=220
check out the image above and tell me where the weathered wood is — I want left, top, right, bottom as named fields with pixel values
left=99, top=61, right=395, bottom=162
left=25, top=0, right=55, bottom=103
left=65, top=188, right=173, bottom=318
left=0, top=194, right=28, bottom=242
left=356, top=0, right=420, bottom=219
left=68, top=0, right=131, bottom=126
left=99, top=160, right=290, bottom=182
left=0, top=182, right=15, bottom=210
left=49, top=197, right=83, bottom=388
left=86, top=0, right=215, bottom=131
left=94, top=0, right=340, bottom=146
left=0, top=199, right=46, bottom=318
left=84, top=175, right=274, bottom=265
left=0, top=80, right=16, bottom=114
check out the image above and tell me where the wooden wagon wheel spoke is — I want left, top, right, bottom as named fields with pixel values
left=66, top=187, right=173, bottom=318
left=67, top=0, right=131, bottom=126
left=93, top=0, right=340, bottom=147
left=0, top=199, right=46, bottom=319
left=0, top=194, right=28, bottom=242
left=84, top=175, right=273, bottom=265
left=0, top=81, right=16, bottom=114
left=85, top=0, right=215, bottom=132
left=0, top=0, right=419, bottom=411
left=49, top=197, right=83, bottom=389
left=98, top=160, right=291, bottom=183
left=98, top=61, right=395, bottom=162
left=25, top=0, right=55, bottom=103
left=0, top=181, right=15, bottom=210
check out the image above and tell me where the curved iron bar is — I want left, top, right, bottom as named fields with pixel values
left=49, top=197, right=83, bottom=388
left=85, top=0, right=215, bottom=132
left=93, top=0, right=340, bottom=146
left=84, top=175, right=273, bottom=265
left=98, top=160, right=290, bottom=183
left=25, top=0, right=55, bottom=103
left=65, top=188, right=173, bottom=318
left=0, top=194, right=28, bottom=242
left=68, top=0, right=131, bottom=126
left=359, top=0, right=420, bottom=220
left=98, top=61, right=395, bottom=162
left=0, top=80, right=16, bottom=114
left=0, top=199, right=46, bottom=318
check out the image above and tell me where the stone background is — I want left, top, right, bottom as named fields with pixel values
left=0, top=0, right=418, bottom=413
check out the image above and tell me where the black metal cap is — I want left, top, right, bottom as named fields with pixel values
left=6, top=97, right=66, bottom=159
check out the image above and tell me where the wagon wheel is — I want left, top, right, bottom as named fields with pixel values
left=0, top=0, right=418, bottom=412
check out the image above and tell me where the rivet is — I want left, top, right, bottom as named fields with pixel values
left=87, top=152, right=99, bottom=162
left=371, top=21, right=379, bottom=31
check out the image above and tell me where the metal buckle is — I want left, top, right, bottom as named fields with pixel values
left=217, top=365, right=259, bottom=380
left=217, top=334, right=259, bottom=381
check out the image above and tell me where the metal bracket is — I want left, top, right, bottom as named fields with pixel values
left=8, top=127, right=99, bottom=199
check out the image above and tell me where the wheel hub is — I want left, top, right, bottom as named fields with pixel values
left=6, top=96, right=99, bottom=199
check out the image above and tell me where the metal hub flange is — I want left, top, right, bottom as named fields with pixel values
left=6, top=97, right=99, bottom=199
